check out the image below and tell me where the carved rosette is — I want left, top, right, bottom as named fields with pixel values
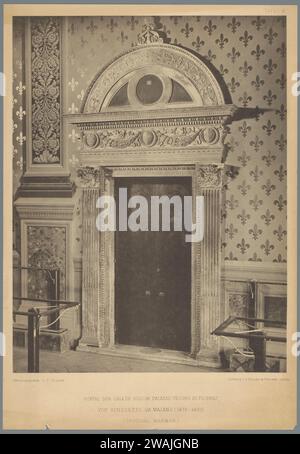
left=31, top=17, right=61, bottom=164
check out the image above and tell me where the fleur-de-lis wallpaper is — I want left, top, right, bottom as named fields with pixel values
left=13, top=15, right=287, bottom=263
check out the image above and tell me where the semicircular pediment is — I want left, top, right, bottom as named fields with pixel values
left=82, top=43, right=227, bottom=113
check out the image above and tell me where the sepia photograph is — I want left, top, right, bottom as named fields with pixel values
left=3, top=3, right=297, bottom=431
left=11, top=13, right=289, bottom=373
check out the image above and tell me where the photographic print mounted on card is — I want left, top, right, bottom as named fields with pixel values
left=3, top=3, right=297, bottom=430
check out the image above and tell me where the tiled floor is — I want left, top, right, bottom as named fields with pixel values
left=13, top=347, right=221, bottom=373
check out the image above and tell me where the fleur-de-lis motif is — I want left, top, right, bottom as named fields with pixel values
left=127, top=16, right=138, bottom=31
left=251, top=44, right=265, bottom=61
left=261, top=240, right=274, bottom=256
left=237, top=238, right=250, bottom=254
left=251, top=75, right=265, bottom=90
left=203, top=19, right=217, bottom=36
left=225, top=223, right=238, bottom=239
left=277, top=42, right=286, bottom=58
left=16, top=106, right=26, bottom=121
left=273, top=254, right=287, bottom=263
left=262, top=179, right=276, bottom=196
left=16, top=81, right=25, bottom=96
left=170, top=16, right=181, bottom=26
left=238, top=92, right=252, bottom=107
left=80, top=36, right=88, bottom=47
left=68, top=103, right=78, bottom=114
left=227, top=77, right=240, bottom=93
left=237, top=209, right=251, bottom=225
left=262, top=150, right=276, bottom=167
left=68, top=22, right=76, bottom=35
left=276, top=73, right=286, bottom=89
left=238, top=121, right=251, bottom=137
left=16, top=155, right=23, bottom=170
left=204, top=49, right=216, bottom=62
left=218, top=64, right=228, bottom=77
left=261, top=209, right=275, bottom=225
left=251, top=16, right=266, bottom=31
left=192, top=36, right=205, bottom=52
left=117, top=31, right=128, bottom=44
left=68, top=78, right=78, bottom=92
left=86, top=20, right=98, bottom=34
left=249, top=253, right=262, bottom=262
left=249, top=195, right=263, bottom=211
left=239, top=61, right=253, bottom=77
left=273, top=225, right=287, bottom=241
left=227, top=17, right=241, bottom=34
left=274, top=195, right=287, bottom=211
left=263, top=89, right=277, bottom=106
left=237, top=150, right=250, bottom=167
left=238, top=180, right=251, bottom=196
left=181, top=22, right=193, bottom=38
left=276, top=104, right=287, bottom=121
left=225, top=252, right=238, bottom=261
left=264, top=27, right=278, bottom=45
left=226, top=194, right=239, bottom=210
left=226, top=136, right=239, bottom=154
left=227, top=47, right=240, bottom=63
left=262, top=120, right=276, bottom=136
left=249, top=224, right=263, bottom=240
left=239, top=30, right=253, bottom=47
left=274, top=165, right=287, bottom=182
left=16, top=132, right=26, bottom=146
left=69, top=154, right=79, bottom=168
left=249, top=136, right=263, bottom=152
left=250, top=165, right=263, bottom=182
left=275, top=134, right=287, bottom=152
left=68, top=128, right=80, bottom=143
left=263, top=59, right=278, bottom=75
left=107, top=18, right=117, bottom=33
left=215, top=33, right=228, bottom=49
left=77, top=89, right=85, bottom=101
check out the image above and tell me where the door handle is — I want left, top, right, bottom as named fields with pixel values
left=158, top=291, right=165, bottom=297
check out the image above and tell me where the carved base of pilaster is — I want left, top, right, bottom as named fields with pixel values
left=16, top=176, right=75, bottom=198
left=196, top=348, right=222, bottom=369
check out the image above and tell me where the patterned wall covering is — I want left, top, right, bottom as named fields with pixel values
left=65, top=16, right=287, bottom=263
left=13, top=16, right=287, bottom=264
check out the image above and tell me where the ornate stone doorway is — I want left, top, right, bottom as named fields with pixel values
left=69, top=25, right=236, bottom=367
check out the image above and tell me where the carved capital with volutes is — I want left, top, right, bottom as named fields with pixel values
left=77, top=166, right=105, bottom=189
left=196, top=164, right=223, bottom=189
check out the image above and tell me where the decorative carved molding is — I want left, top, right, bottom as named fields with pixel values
left=197, top=164, right=223, bottom=188
left=81, top=125, right=224, bottom=152
left=83, top=44, right=226, bottom=112
left=15, top=198, right=74, bottom=220
left=31, top=17, right=61, bottom=164
left=137, top=23, right=165, bottom=45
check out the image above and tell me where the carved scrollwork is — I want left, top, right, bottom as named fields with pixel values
left=31, top=17, right=61, bottom=164
left=196, top=164, right=223, bottom=188
left=81, top=126, right=221, bottom=151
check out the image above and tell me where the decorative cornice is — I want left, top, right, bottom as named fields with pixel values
left=15, top=198, right=74, bottom=220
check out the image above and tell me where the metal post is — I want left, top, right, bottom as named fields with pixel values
left=49, top=269, right=60, bottom=330
left=28, top=308, right=40, bottom=373
left=251, top=333, right=266, bottom=372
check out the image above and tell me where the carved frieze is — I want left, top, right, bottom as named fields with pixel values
left=31, top=17, right=61, bottom=164
left=80, top=125, right=224, bottom=152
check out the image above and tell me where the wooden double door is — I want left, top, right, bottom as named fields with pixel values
left=115, top=177, right=191, bottom=352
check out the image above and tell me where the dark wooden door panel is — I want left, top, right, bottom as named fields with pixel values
left=115, top=177, right=191, bottom=352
